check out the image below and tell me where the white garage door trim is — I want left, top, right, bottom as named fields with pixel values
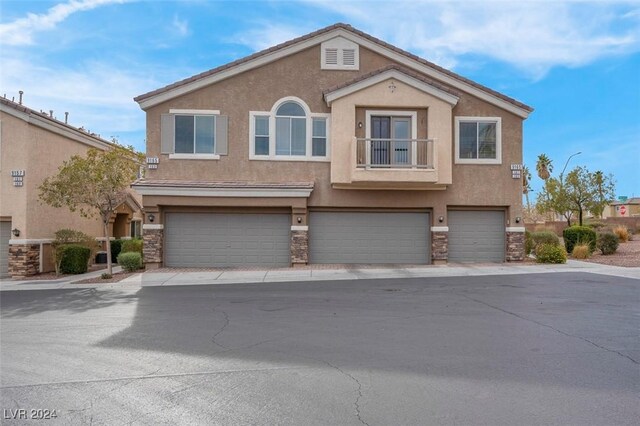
left=0, top=222, right=10, bottom=278
left=309, top=211, right=430, bottom=264
left=165, top=213, right=291, bottom=268
left=448, top=210, right=505, bottom=263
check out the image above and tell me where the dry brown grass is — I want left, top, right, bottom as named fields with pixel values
left=613, top=226, right=630, bottom=242
left=571, top=243, right=591, bottom=259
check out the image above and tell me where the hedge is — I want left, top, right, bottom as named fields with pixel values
left=59, top=244, right=91, bottom=274
left=110, top=239, right=124, bottom=263
left=121, top=239, right=143, bottom=255
left=563, top=226, right=597, bottom=254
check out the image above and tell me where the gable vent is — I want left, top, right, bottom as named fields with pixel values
left=321, top=37, right=359, bottom=70
left=342, top=49, right=355, bottom=66
left=325, top=48, right=338, bottom=65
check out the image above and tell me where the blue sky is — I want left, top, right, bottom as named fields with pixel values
left=1, top=0, right=639, bottom=198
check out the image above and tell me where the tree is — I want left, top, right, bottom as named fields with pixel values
left=39, top=144, right=144, bottom=275
left=522, top=165, right=532, bottom=211
left=589, top=170, right=616, bottom=218
left=536, top=177, right=574, bottom=225
left=536, top=154, right=553, bottom=180
left=536, top=165, right=616, bottom=226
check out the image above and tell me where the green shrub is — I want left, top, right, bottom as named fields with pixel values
left=51, top=229, right=100, bottom=275
left=525, top=230, right=534, bottom=255
left=101, top=273, right=112, bottom=279
left=597, top=232, right=619, bottom=255
left=530, top=231, right=560, bottom=253
left=536, top=243, right=567, bottom=264
left=586, top=221, right=606, bottom=231
left=121, top=238, right=143, bottom=254
left=110, top=239, right=123, bottom=263
left=59, top=244, right=91, bottom=274
left=117, top=252, right=142, bottom=272
left=563, top=226, right=597, bottom=254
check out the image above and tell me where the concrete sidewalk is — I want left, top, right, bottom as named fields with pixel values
left=1, top=260, right=638, bottom=291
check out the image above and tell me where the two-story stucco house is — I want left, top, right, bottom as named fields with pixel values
left=132, top=23, right=533, bottom=269
left=0, top=96, right=143, bottom=278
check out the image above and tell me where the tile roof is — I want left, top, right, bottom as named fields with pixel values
left=134, top=23, right=533, bottom=112
left=0, top=96, right=113, bottom=146
left=133, top=179, right=315, bottom=189
left=323, top=64, right=459, bottom=97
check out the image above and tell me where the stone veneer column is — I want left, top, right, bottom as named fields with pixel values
left=431, top=227, right=448, bottom=265
left=143, top=225, right=164, bottom=269
left=290, top=226, right=309, bottom=266
left=9, top=244, right=40, bottom=278
left=506, top=229, right=525, bottom=262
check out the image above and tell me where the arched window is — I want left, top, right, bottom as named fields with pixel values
left=276, top=101, right=306, bottom=156
left=250, top=97, right=329, bottom=160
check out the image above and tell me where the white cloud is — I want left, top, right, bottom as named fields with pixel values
left=172, top=15, right=189, bottom=37
left=302, top=0, right=640, bottom=79
left=0, top=54, right=164, bottom=148
left=231, top=23, right=312, bottom=51
left=0, top=0, right=128, bottom=46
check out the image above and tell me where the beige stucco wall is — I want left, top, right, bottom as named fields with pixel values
left=142, top=44, right=525, bottom=226
left=0, top=110, right=126, bottom=239
left=330, top=78, right=452, bottom=186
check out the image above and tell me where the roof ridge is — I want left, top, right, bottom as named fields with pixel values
left=134, top=22, right=532, bottom=113
left=0, top=97, right=114, bottom=146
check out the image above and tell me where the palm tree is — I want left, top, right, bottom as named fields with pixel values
left=536, top=154, right=553, bottom=180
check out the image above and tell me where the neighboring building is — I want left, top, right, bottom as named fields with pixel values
left=605, top=197, right=640, bottom=218
left=132, top=23, right=533, bottom=269
left=0, top=96, right=143, bottom=278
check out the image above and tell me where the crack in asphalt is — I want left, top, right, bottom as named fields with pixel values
left=461, top=294, right=639, bottom=365
left=301, top=355, right=370, bottom=426
left=211, top=308, right=230, bottom=349
left=0, top=367, right=298, bottom=390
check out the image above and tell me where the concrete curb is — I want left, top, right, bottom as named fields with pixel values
left=1, top=261, right=637, bottom=291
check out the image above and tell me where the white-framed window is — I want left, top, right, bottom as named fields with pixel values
left=454, top=117, right=502, bottom=164
left=250, top=97, right=330, bottom=161
left=161, top=109, right=227, bottom=160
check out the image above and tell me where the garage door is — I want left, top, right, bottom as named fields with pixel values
left=448, top=210, right=505, bottom=263
left=309, top=212, right=430, bottom=264
left=0, top=222, right=10, bottom=278
left=165, top=213, right=290, bottom=268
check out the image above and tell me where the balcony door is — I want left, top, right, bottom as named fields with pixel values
left=371, top=116, right=411, bottom=166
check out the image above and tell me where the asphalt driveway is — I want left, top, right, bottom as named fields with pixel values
left=1, top=272, right=638, bottom=425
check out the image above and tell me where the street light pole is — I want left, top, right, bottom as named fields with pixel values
left=560, top=151, right=582, bottom=184
left=558, top=151, right=581, bottom=227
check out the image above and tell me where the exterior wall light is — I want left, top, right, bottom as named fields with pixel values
left=148, top=214, right=155, bottom=223
left=358, top=122, right=363, bottom=128
left=12, top=228, right=20, bottom=237
left=515, top=217, right=521, bottom=223
left=297, top=216, right=302, bottom=224
left=438, top=216, right=444, bottom=223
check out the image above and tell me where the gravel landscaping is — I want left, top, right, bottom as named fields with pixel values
left=575, top=237, right=640, bottom=267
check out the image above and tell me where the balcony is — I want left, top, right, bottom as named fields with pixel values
left=356, top=138, right=435, bottom=169
left=328, top=137, right=441, bottom=190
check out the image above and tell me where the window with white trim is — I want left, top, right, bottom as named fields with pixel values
left=455, top=117, right=502, bottom=164
left=160, top=109, right=228, bottom=159
left=250, top=97, right=330, bottom=161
